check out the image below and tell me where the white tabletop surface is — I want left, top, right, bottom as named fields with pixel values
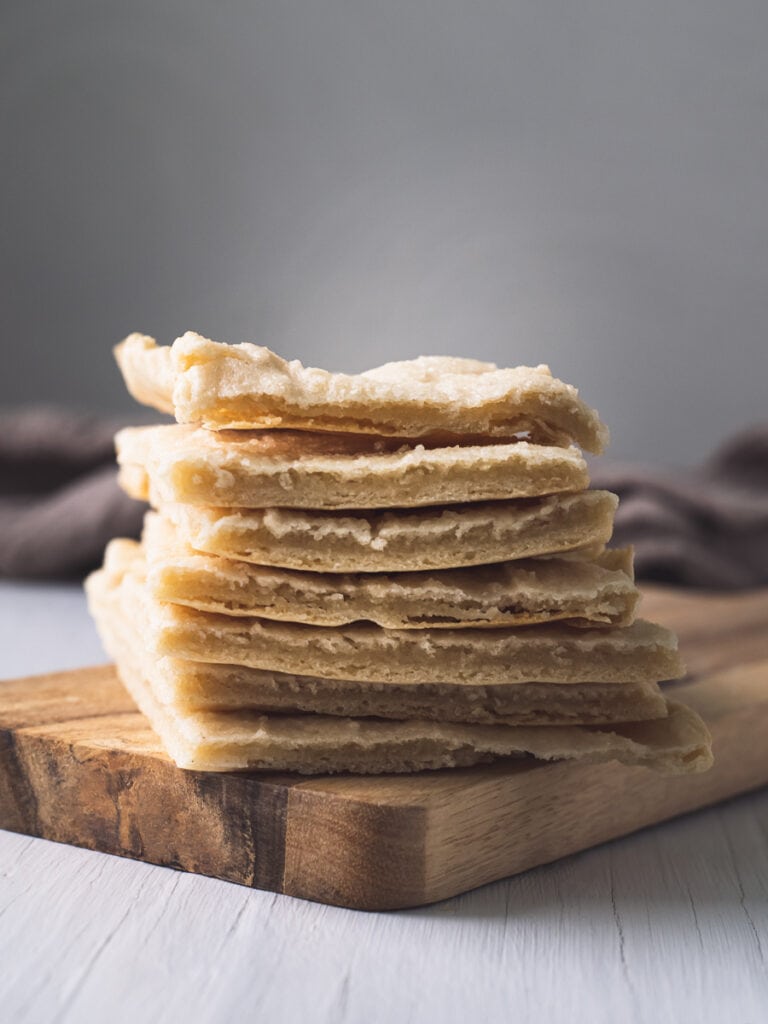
left=0, top=580, right=766, bottom=1024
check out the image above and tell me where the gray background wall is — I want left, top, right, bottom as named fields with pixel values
left=2, top=0, right=766, bottom=463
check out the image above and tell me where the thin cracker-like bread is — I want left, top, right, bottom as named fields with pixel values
left=99, top=540, right=683, bottom=685
left=86, top=568, right=710, bottom=775
left=115, top=332, right=609, bottom=453
left=142, top=512, right=639, bottom=629
left=119, top=659, right=714, bottom=775
left=89, top=560, right=666, bottom=725
left=161, top=490, right=619, bottom=573
left=142, top=664, right=669, bottom=726
left=116, top=424, right=589, bottom=509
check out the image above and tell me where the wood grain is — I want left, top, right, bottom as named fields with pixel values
left=0, top=587, right=767, bottom=910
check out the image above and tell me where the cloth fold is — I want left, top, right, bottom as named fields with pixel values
left=0, top=409, right=145, bottom=579
left=590, top=425, right=768, bottom=588
left=1, top=408, right=767, bottom=587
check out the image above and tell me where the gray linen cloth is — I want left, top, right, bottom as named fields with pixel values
left=590, top=425, right=768, bottom=588
left=0, top=408, right=145, bottom=578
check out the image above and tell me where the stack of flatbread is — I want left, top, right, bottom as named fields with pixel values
left=85, top=332, right=713, bottom=776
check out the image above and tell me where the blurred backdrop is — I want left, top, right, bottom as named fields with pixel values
left=2, top=0, right=767, bottom=462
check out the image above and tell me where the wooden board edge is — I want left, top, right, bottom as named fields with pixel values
left=417, top=671, right=768, bottom=905
left=0, top=723, right=294, bottom=895
left=281, top=786, right=428, bottom=910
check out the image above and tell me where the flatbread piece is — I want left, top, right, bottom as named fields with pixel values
left=115, top=332, right=609, bottom=452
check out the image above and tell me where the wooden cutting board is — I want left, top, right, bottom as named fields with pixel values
left=1, top=588, right=767, bottom=910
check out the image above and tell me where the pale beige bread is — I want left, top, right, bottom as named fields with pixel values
left=115, top=332, right=609, bottom=453
left=584, top=547, right=631, bottom=573
left=150, top=664, right=669, bottom=725
left=116, top=462, right=150, bottom=505
left=116, top=425, right=589, bottom=510
left=161, top=490, right=618, bottom=573
left=89, top=558, right=665, bottom=725
left=118, top=658, right=713, bottom=775
left=158, top=609, right=683, bottom=685
left=101, top=540, right=683, bottom=684
left=142, top=513, right=639, bottom=629
left=87, top=568, right=710, bottom=775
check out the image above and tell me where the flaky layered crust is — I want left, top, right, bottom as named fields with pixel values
left=115, top=332, right=609, bottom=452
left=96, top=540, right=683, bottom=685
left=161, top=491, right=618, bottom=572
left=91, top=546, right=666, bottom=725
left=142, top=513, right=639, bottom=629
left=86, top=562, right=711, bottom=775
left=116, top=425, right=589, bottom=509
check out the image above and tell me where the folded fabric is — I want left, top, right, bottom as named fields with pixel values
left=591, top=425, right=768, bottom=588
left=0, top=408, right=145, bottom=578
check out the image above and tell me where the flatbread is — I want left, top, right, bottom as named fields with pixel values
left=116, top=425, right=589, bottom=510
left=96, top=541, right=684, bottom=685
left=89, top=555, right=663, bottom=725
left=119, top=660, right=712, bottom=775
left=115, top=332, right=609, bottom=453
left=143, top=666, right=669, bottom=726
left=161, top=490, right=619, bottom=573
left=142, top=513, right=639, bottom=628
left=90, top=562, right=666, bottom=724
left=87, top=568, right=711, bottom=775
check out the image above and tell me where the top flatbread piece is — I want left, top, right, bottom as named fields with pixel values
left=115, top=332, right=609, bottom=453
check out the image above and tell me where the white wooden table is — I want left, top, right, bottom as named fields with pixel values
left=1, top=581, right=766, bottom=1024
